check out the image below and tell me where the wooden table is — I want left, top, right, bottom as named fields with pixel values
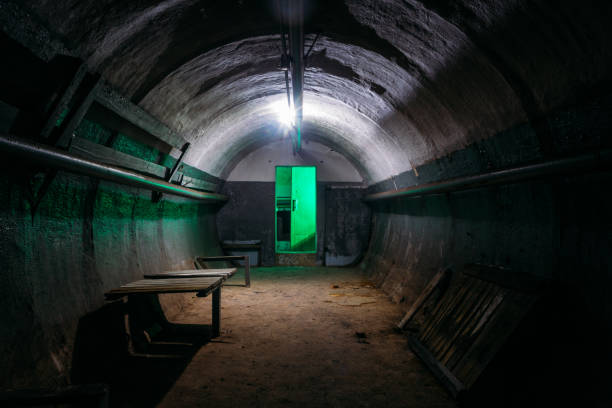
left=220, top=242, right=262, bottom=267
left=196, top=255, right=251, bottom=287
left=144, top=268, right=237, bottom=280
left=105, top=276, right=226, bottom=337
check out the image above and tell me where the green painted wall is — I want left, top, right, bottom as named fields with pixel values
left=0, top=120, right=223, bottom=389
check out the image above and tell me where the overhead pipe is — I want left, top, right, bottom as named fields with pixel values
left=0, top=134, right=228, bottom=202
left=364, top=150, right=612, bottom=202
left=276, top=0, right=292, bottom=113
left=281, top=31, right=292, bottom=112
left=288, top=0, right=304, bottom=152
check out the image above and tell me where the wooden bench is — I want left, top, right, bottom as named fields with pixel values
left=195, top=256, right=251, bottom=287
left=105, top=275, right=226, bottom=338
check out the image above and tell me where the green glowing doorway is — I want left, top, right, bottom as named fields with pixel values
left=275, top=166, right=317, bottom=253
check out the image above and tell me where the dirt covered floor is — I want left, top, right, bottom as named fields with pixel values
left=139, top=266, right=454, bottom=407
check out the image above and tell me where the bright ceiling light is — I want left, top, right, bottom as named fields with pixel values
left=269, top=100, right=295, bottom=128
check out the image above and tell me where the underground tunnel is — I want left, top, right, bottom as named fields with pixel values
left=0, top=0, right=611, bottom=406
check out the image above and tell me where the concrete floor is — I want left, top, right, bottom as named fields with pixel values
left=143, top=266, right=456, bottom=408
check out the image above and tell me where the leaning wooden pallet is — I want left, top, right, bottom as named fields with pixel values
left=398, top=264, right=548, bottom=399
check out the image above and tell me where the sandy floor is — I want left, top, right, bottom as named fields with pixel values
left=153, top=266, right=455, bottom=408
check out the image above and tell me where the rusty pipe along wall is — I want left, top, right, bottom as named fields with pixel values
left=0, top=134, right=227, bottom=202
left=364, top=150, right=612, bottom=202
left=288, top=0, right=304, bottom=152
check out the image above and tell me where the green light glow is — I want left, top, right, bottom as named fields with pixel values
left=55, top=108, right=69, bottom=127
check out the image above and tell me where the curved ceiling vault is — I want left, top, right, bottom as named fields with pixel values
left=23, top=0, right=612, bottom=183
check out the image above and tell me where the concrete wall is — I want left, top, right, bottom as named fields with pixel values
left=323, top=187, right=372, bottom=266
left=216, top=182, right=370, bottom=266
left=0, top=161, right=222, bottom=390
left=361, top=96, right=612, bottom=341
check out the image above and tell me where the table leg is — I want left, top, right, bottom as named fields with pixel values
left=212, top=286, right=221, bottom=337
left=244, top=255, right=251, bottom=287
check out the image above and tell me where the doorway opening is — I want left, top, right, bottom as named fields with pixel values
left=275, top=166, right=316, bottom=253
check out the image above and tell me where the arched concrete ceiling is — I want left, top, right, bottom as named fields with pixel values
left=23, top=0, right=612, bottom=183
left=226, top=138, right=363, bottom=182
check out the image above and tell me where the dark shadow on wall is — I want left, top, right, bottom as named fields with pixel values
left=373, top=1, right=612, bottom=171
left=71, top=295, right=209, bottom=407
left=464, top=285, right=612, bottom=408
left=364, top=173, right=612, bottom=406
left=323, top=186, right=371, bottom=266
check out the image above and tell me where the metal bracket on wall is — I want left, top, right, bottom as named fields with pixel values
left=152, top=142, right=191, bottom=203
left=27, top=68, right=101, bottom=220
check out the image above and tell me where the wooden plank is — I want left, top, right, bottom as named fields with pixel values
left=397, top=268, right=448, bottom=329
left=463, top=263, right=547, bottom=292
left=421, top=277, right=471, bottom=346
left=404, top=263, right=545, bottom=396
left=71, top=137, right=216, bottom=192
left=444, top=285, right=505, bottom=371
left=221, top=243, right=261, bottom=249
left=181, top=164, right=222, bottom=185
left=181, top=175, right=217, bottom=192
left=438, top=281, right=497, bottom=367
left=119, top=278, right=219, bottom=287
left=167, top=142, right=190, bottom=182
left=194, top=257, right=230, bottom=270
left=415, top=282, right=455, bottom=339
left=95, top=83, right=186, bottom=150
left=70, top=137, right=167, bottom=178
left=160, top=155, right=223, bottom=185
left=427, top=278, right=481, bottom=355
left=40, top=58, right=88, bottom=140
left=471, top=292, right=505, bottom=335
left=105, top=276, right=223, bottom=300
left=85, top=101, right=174, bottom=154
left=144, top=268, right=236, bottom=279
left=430, top=278, right=487, bottom=359
left=212, top=287, right=221, bottom=337
left=453, top=291, right=536, bottom=387
left=54, top=74, right=101, bottom=148
left=152, top=142, right=191, bottom=202
left=408, top=334, right=466, bottom=398
left=195, top=256, right=251, bottom=287
left=29, top=71, right=100, bottom=216
left=197, top=256, right=246, bottom=261
left=245, top=255, right=251, bottom=287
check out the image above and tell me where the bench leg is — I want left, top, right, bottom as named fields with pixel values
left=244, top=255, right=251, bottom=287
left=212, top=286, right=221, bottom=338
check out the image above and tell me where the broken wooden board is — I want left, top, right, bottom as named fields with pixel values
left=397, top=268, right=450, bottom=329
left=401, top=264, right=547, bottom=398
